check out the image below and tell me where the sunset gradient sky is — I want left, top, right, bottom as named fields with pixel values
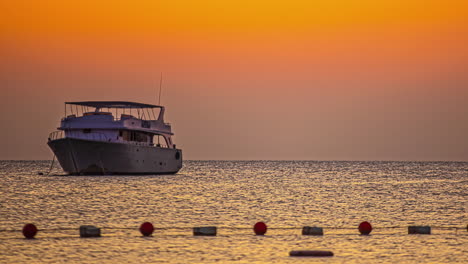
left=1, top=0, right=467, bottom=160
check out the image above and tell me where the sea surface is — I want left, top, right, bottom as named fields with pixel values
left=0, top=160, right=466, bottom=263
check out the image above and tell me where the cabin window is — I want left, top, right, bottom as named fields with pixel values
left=122, top=131, right=130, bottom=141
left=121, top=130, right=149, bottom=143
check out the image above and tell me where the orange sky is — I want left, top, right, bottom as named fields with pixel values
left=1, top=0, right=467, bottom=160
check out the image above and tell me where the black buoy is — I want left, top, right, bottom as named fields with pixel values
left=290, top=250, right=334, bottom=257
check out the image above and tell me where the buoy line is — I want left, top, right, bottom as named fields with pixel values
left=0, top=222, right=466, bottom=239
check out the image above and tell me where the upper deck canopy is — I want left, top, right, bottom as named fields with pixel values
left=66, top=101, right=162, bottom=109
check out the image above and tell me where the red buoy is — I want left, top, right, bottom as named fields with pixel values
left=139, top=222, right=154, bottom=236
left=358, top=221, right=372, bottom=235
left=22, top=223, right=38, bottom=239
left=253, top=222, right=267, bottom=235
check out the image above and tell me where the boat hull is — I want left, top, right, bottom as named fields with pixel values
left=48, top=138, right=182, bottom=175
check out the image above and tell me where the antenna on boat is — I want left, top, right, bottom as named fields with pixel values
left=158, top=72, right=163, bottom=106
left=157, top=72, right=163, bottom=146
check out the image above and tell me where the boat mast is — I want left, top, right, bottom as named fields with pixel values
left=158, top=72, right=163, bottom=105
left=157, top=72, right=163, bottom=145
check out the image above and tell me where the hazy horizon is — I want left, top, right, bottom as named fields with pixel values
left=1, top=0, right=467, bottom=161
left=2, top=159, right=468, bottom=163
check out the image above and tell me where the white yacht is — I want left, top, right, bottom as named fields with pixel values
left=47, top=101, right=182, bottom=175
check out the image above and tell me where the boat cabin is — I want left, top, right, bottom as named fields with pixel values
left=50, top=101, right=176, bottom=149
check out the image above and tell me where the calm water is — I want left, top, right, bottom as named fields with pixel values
left=0, top=160, right=466, bottom=263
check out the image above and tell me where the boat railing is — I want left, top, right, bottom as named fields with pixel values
left=63, top=112, right=165, bottom=122
left=48, top=131, right=64, bottom=141
left=48, top=131, right=110, bottom=142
